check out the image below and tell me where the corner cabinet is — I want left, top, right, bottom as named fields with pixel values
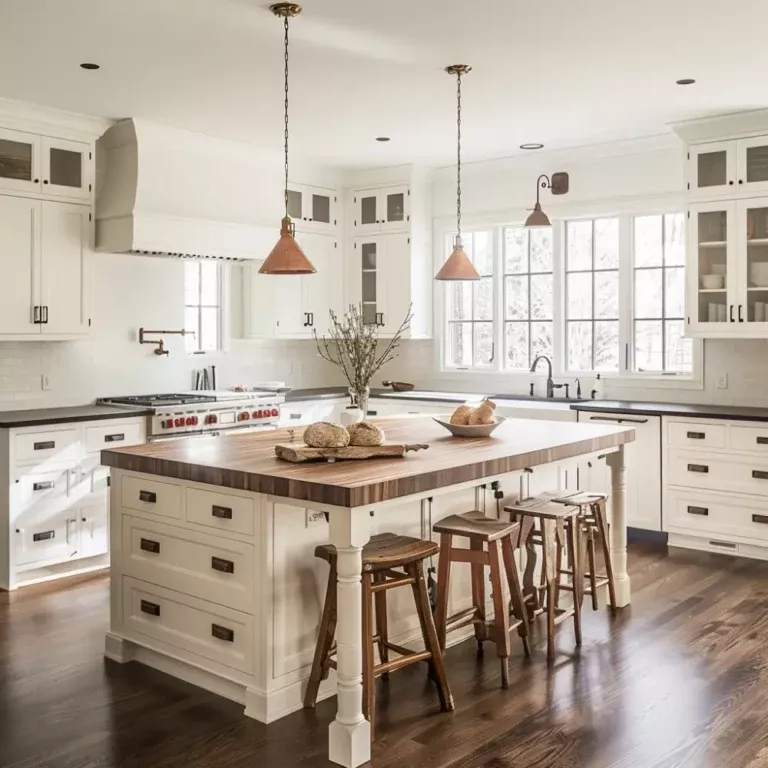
left=0, top=197, right=90, bottom=338
left=688, top=136, right=768, bottom=200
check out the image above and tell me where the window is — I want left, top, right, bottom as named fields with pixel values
left=504, top=226, right=553, bottom=370
left=632, top=213, right=692, bottom=373
left=441, top=210, right=698, bottom=380
left=564, top=218, right=620, bottom=372
left=184, top=261, right=223, bottom=353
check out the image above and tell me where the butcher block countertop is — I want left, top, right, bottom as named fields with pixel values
left=101, top=416, right=634, bottom=508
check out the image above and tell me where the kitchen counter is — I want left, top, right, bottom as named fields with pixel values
left=285, top=387, right=486, bottom=403
left=0, top=404, right=151, bottom=428
left=571, top=400, right=768, bottom=422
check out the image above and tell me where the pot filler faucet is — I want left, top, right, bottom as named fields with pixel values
left=530, top=355, right=568, bottom=398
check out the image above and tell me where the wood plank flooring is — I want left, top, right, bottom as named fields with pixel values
left=2, top=542, right=768, bottom=768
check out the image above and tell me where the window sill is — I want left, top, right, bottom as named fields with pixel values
left=600, top=373, right=704, bottom=391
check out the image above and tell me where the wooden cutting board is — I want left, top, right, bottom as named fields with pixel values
left=275, top=442, right=429, bottom=463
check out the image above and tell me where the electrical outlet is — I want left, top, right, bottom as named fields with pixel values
left=716, top=373, right=728, bottom=390
left=41, top=374, right=51, bottom=391
left=305, top=509, right=326, bottom=528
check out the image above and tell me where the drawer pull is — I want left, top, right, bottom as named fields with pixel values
left=289, top=413, right=302, bottom=420
left=212, top=505, right=233, bottom=520
left=752, top=470, right=768, bottom=480
left=139, top=490, right=157, bottom=503
left=687, top=505, right=709, bottom=516
left=32, top=530, right=55, bottom=542
left=211, top=556, right=235, bottom=574
left=32, top=481, right=55, bottom=491
left=140, top=600, right=160, bottom=617
left=709, top=540, right=737, bottom=550
left=588, top=415, right=649, bottom=424
left=211, top=623, right=234, bottom=642
left=686, top=431, right=705, bottom=440
left=687, top=464, right=709, bottom=474
left=140, top=538, right=160, bottom=554
left=752, top=514, right=768, bottom=525
left=33, top=440, right=55, bottom=451
left=104, top=433, right=125, bottom=443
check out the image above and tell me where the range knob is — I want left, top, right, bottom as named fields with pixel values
left=238, top=411, right=250, bottom=421
left=174, top=417, right=185, bottom=427
left=271, top=408, right=279, bottom=417
left=205, top=413, right=218, bottom=425
left=253, top=410, right=263, bottom=419
left=185, top=416, right=195, bottom=426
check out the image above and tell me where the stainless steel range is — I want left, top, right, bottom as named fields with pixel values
left=98, top=391, right=284, bottom=441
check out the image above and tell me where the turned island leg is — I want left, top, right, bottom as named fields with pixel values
left=328, top=508, right=372, bottom=768
left=607, top=445, right=631, bottom=608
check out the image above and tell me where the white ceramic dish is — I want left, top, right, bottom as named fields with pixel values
left=433, top=416, right=507, bottom=438
left=750, top=262, right=768, bottom=287
left=701, top=274, right=725, bottom=290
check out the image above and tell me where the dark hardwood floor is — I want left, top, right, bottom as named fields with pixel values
left=3, top=542, right=768, bottom=768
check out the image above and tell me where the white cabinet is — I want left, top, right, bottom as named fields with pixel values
left=0, top=197, right=90, bottom=338
left=286, top=183, right=338, bottom=234
left=0, top=128, right=91, bottom=201
left=688, top=136, right=768, bottom=199
left=351, top=185, right=409, bottom=234
left=577, top=412, right=662, bottom=531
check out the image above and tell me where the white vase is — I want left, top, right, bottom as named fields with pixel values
left=340, top=407, right=364, bottom=426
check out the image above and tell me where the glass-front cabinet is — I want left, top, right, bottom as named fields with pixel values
left=0, top=128, right=40, bottom=195
left=286, top=183, right=337, bottom=234
left=689, top=136, right=768, bottom=199
left=739, top=197, right=768, bottom=330
left=352, top=185, right=410, bottom=234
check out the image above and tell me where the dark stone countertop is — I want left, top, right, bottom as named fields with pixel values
left=284, top=387, right=484, bottom=403
left=0, top=405, right=151, bottom=429
left=571, top=400, right=768, bottom=423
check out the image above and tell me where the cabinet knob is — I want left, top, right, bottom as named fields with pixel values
left=33, top=178, right=39, bottom=183
left=739, top=179, right=744, bottom=184
left=43, top=180, right=49, bottom=185
left=729, top=180, right=734, bottom=185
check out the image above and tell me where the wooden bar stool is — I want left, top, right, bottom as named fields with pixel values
left=432, top=511, right=530, bottom=688
left=304, top=532, right=454, bottom=732
left=553, top=492, right=617, bottom=611
left=504, top=498, right=584, bottom=662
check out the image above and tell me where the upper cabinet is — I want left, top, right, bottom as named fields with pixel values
left=688, top=137, right=768, bottom=199
left=287, top=183, right=339, bottom=234
left=0, top=128, right=92, bottom=202
left=352, top=185, right=410, bottom=234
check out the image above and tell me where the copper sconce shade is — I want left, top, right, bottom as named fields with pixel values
left=435, top=237, right=480, bottom=281
left=524, top=202, right=552, bottom=228
left=259, top=218, right=316, bottom=275
left=525, top=172, right=569, bottom=229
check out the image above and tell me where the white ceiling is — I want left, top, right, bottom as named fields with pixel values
left=2, top=0, right=768, bottom=168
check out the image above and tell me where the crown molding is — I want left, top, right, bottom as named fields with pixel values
left=0, top=97, right=113, bottom=140
left=671, top=109, right=768, bottom=144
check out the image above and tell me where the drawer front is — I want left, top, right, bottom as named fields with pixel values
left=666, top=489, right=768, bottom=544
left=122, top=515, right=253, bottom=612
left=186, top=487, right=254, bottom=536
left=15, top=508, right=80, bottom=567
left=667, top=421, right=726, bottom=450
left=15, top=428, right=80, bottom=462
left=85, top=421, right=144, bottom=453
left=729, top=424, right=768, bottom=455
left=122, top=576, right=253, bottom=673
left=667, top=449, right=768, bottom=497
left=121, top=475, right=183, bottom=520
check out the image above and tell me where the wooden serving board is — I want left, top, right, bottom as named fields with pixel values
left=275, top=442, right=429, bottom=463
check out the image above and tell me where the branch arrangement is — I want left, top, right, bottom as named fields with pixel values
left=313, top=304, right=413, bottom=394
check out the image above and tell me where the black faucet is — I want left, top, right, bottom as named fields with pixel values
left=530, top=355, right=555, bottom=398
left=575, top=378, right=582, bottom=399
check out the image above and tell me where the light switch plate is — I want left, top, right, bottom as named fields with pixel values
left=716, top=373, right=728, bottom=390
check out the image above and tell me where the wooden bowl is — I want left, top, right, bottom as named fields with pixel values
left=433, top=416, right=506, bottom=438
left=382, top=380, right=415, bottom=392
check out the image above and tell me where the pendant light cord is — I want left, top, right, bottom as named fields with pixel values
left=283, top=13, right=290, bottom=218
left=456, top=69, right=462, bottom=240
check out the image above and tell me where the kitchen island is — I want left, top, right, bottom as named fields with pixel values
left=101, top=415, right=634, bottom=768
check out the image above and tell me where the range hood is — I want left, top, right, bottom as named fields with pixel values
left=95, top=119, right=283, bottom=260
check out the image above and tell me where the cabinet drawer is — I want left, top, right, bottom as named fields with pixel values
left=122, top=576, right=253, bottom=674
left=667, top=449, right=768, bottom=497
left=122, top=515, right=253, bottom=612
left=15, top=428, right=79, bottom=462
left=666, top=489, right=768, bottom=544
left=666, top=421, right=726, bottom=450
left=186, top=488, right=254, bottom=536
left=15, top=508, right=79, bottom=567
left=729, top=424, right=768, bottom=454
left=85, top=421, right=144, bottom=453
left=121, top=475, right=182, bottom=520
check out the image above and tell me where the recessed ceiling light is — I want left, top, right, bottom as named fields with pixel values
left=520, top=143, right=544, bottom=150
left=375, top=136, right=390, bottom=142
left=80, top=62, right=100, bottom=70
left=676, top=78, right=695, bottom=85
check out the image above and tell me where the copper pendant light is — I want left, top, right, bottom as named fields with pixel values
left=260, top=3, right=316, bottom=275
left=524, top=172, right=570, bottom=228
left=435, top=65, right=480, bottom=281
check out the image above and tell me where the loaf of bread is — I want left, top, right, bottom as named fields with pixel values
left=347, top=422, right=385, bottom=447
left=449, top=404, right=473, bottom=425
left=468, top=400, right=497, bottom=425
left=303, top=422, right=350, bottom=448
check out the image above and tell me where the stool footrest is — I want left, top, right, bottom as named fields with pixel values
left=370, top=574, right=415, bottom=592
left=376, top=649, right=431, bottom=676
left=444, top=606, right=480, bottom=634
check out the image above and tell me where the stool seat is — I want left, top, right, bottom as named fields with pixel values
left=552, top=491, right=607, bottom=506
left=506, top=500, right=580, bottom=520
left=314, top=533, right=439, bottom=570
left=433, top=510, right=521, bottom=542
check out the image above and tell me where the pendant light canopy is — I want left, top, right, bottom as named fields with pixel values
left=260, top=3, right=316, bottom=275
left=524, top=172, right=570, bottom=228
left=435, top=65, right=480, bottom=282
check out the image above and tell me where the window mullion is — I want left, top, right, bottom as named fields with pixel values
left=618, top=212, right=633, bottom=375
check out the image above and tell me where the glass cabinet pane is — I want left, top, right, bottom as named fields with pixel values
left=361, top=242, right=377, bottom=324
left=312, top=193, right=331, bottom=223
left=746, top=205, right=768, bottom=322
left=696, top=210, right=728, bottom=323
left=386, top=192, right=405, bottom=223
left=697, top=151, right=727, bottom=189
left=49, top=148, right=82, bottom=188
left=360, top=195, right=377, bottom=225
left=746, top=145, right=768, bottom=184
left=287, top=190, right=302, bottom=220
left=0, top=139, right=33, bottom=182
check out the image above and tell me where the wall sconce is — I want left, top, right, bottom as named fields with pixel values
left=525, top=172, right=569, bottom=228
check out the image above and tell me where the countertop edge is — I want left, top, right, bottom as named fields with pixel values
left=0, top=407, right=152, bottom=429
left=570, top=401, right=768, bottom=422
